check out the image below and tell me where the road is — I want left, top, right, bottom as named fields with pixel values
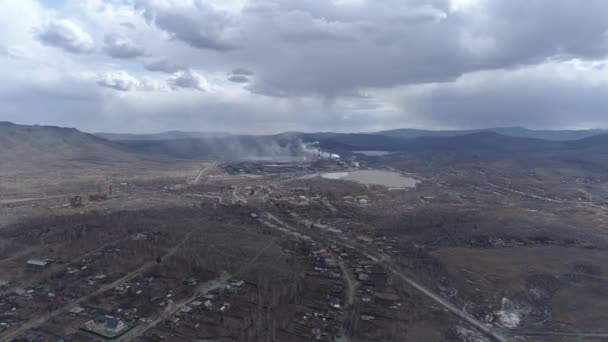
left=194, top=162, right=218, bottom=184
left=0, top=230, right=196, bottom=342
left=335, top=254, right=356, bottom=342
left=502, top=329, right=608, bottom=340
left=0, top=194, right=67, bottom=205
left=118, top=222, right=285, bottom=341
left=336, top=256, right=356, bottom=307
left=116, top=272, right=231, bottom=342
left=0, top=235, right=134, bottom=297
left=332, top=238, right=509, bottom=342
left=262, top=211, right=510, bottom=342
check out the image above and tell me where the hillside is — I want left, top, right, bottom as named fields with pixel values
left=4, top=122, right=608, bottom=167
left=377, top=127, right=607, bottom=141
left=95, top=131, right=231, bottom=141
left=0, top=122, right=158, bottom=173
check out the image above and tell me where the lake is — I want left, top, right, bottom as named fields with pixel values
left=353, top=151, right=392, bottom=156
left=321, top=170, right=418, bottom=188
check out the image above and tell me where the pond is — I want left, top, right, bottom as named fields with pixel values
left=320, top=170, right=418, bottom=188
left=353, top=151, right=392, bottom=156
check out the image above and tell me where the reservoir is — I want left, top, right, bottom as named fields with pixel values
left=320, top=170, right=418, bottom=188
left=353, top=151, right=392, bottom=156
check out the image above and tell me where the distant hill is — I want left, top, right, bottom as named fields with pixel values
left=0, top=122, right=154, bottom=173
left=399, top=132, right=560, bottom=153
left=95, top=131, right=231, bottom=141
left=4, top=122, right=608, bottom=170
left=98, top=126, right=608, bottom=161
left=377, top=127, right=608, bottom=141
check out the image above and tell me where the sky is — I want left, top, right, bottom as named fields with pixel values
left=1, top=0, right=608, bottom=134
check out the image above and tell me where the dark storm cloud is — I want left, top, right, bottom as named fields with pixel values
left=103, top=34, right=144, bottom=59
left=228, top=75, right=249, bottom=83
left=250, top=0, right=608, bottom=97
left=6, top=0, right=608, bottom=134
left=133, top=0, right=608, bottom=97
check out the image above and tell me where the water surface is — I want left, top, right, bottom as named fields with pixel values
left=321, top=170, right=418, bottom=188
left=353, top=151, right=392, bottom=156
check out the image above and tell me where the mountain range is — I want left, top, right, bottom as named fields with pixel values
left=2, top=122, right=608, bottom=171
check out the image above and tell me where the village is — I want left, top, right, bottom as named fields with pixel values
left=1, top=152, right=608, bottom=342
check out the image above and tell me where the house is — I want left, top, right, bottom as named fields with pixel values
left=184, top=278, right=198, bottom=286
left=83, top=315, right=127, bottom=337
left=26, top=259, right=50, bottom=268
left=230, top=280, right=245, bottom=287
left=69, top=306, right=85, bottom=315
left=95, top=315, right=125, bottom=334
left=179, top=306, right=193, bottom=314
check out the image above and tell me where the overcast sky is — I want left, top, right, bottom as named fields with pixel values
left=1, top=0, right=608, bottom=134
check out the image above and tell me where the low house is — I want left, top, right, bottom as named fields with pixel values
left=358, top=273, right=370, bottom=281
left=184, top=278, right=198, bottom=286
left=26, top=259, right=50, bottom=268
left=230, top=280, right=245, bottom=287
left=69, top=306, right=85, bottom=315
left=99, top=316, right=125, bottom=334
left=82, top=315, right=128, bottom=338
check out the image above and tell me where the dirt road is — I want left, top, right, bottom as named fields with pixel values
left=0, top=230, right=195, bottom=342
left=117, top=272, right=231, bottom=342
left=336, top=255, right=356, bottom=342
left=194, top=162, right=218, bottom=184
left=262, top=211, right=510, bottom=342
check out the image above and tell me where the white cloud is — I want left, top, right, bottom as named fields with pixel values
left=97, top=71, right=165, bottom=92
left=97, top=71, right=141, bottom=91
left=36, top=19, right=95, bottom=54
left=103, top=33, right=144, bottom=59
left=167, top=69, right=209, bottom=91
left=2, top=0, right=608, bottom=133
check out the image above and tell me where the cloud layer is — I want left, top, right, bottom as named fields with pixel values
left=37, top=19, right=95, bottom=54
left=1, top=0, right=608, bottom=133
left=103, top=33, right=144, bottom=58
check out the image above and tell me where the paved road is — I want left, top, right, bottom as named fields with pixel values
left=0, top=230, right=195, bottom=342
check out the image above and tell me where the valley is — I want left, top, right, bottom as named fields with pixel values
left=1, top=123, right=608, bottom=341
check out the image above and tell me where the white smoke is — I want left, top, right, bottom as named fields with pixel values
left=302, top=141, right=340, bottom=160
